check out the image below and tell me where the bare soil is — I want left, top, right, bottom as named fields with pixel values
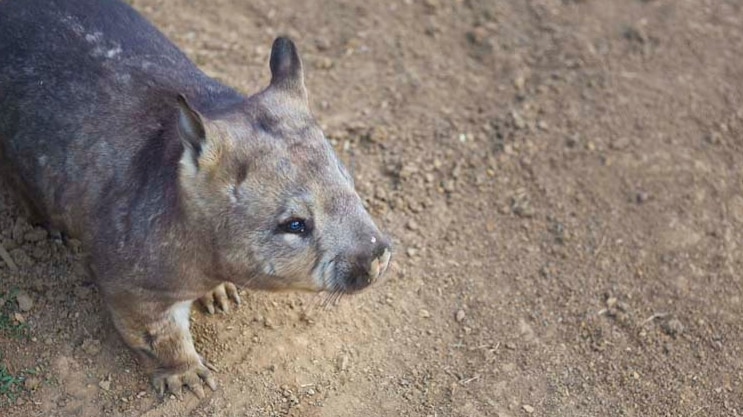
left=1, top=0, right=743, bottom=416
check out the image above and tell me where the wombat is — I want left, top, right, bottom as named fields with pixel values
left=0, top=0, right=391, bottom=398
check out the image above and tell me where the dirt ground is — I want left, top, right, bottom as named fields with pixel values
left=1, top=0, right=743, bottom=415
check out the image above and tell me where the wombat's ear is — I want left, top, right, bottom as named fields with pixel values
left=269, top=37, right=306, bottom=97
left=176, top=94, right=206, bottom=169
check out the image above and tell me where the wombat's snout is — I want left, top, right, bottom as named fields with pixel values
left=342, top=234, right=392, bottom=292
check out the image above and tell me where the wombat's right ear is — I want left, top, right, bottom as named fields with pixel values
left=176, top=94, right=206, bottom=170
left=269, top=37, right=306, bottom=98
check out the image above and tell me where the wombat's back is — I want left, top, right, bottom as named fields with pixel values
left=0, top=0, right=241, bottom=235
left=0, top=0, right=233, bottom=95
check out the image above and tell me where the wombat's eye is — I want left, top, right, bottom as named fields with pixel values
left=280, top=218, right=309, bottom=235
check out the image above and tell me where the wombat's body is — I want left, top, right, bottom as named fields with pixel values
left=0, top=0, right=241, bottom=294
left=0, top=0, right=391, bottom=398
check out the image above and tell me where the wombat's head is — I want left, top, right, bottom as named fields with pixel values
left=176, top=37, right=391, bottom=294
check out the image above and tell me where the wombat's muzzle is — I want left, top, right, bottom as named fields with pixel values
left=340, top=234, right=392, bottom=292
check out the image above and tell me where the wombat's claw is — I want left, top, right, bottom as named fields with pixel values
left=198, top=354, right=219, bottom=373
left=199, top=282, right=241, bottom=314
left=153, top=362, right=217, bottom=400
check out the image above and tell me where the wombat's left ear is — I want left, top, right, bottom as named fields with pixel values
left=269, top=37, right=306, bottom=98
left=176, top=94, right=208, bottom=170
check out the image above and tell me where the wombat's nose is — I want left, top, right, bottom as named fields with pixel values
left=345, top=235, right=392, bottom=291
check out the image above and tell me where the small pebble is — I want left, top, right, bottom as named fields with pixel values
left=514, top=74, right=525, bottom=91
left=442, top=180, right=456, bottom=193
left=338, top=355, right=349, bottom=371
left=408, top=200, right=423, bottom=213
left=81, top=338, right=102, bottom=356
left=511, top=111, right=526, bottom=130
left=24, top=376, right=41, bottom=391
left=24, top=228, right=47, bottom=243
left=13, top=312, right=25, bottom=323
left=455, top=310, right=466, bottom=322
left=636, top=192, right=649, bottom=204
left=98, top=379, right=111, bottom=391
left=662, top=318, right=684, bottom=337
left=523, top=404, right=535, bottom=413
left=74, top=286, right=93, bottom=300
left=610, top=136, right=631, bottom=150
left=315, top=57, right=334, bottom=70
left=15, top=290, right=34, bottom=312
left=419, top=309, right=431, bottom=319
left=315, top=37, right=331, bottom=51
left=423, top=0, right=440, bottom=12
left=566, top=134, right=580, bottom=148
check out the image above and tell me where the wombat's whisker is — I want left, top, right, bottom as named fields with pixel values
left=327, top=286, right=345, bottom=309
left=321, top=291, right=333, bottom=308
left=320, top=283, right=343, bottom=309
left=304, top=292, right=325, bottom=315
left=334, top=291, right=345, bottom=307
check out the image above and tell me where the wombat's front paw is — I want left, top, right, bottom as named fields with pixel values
left=199, top=282, right=241, bottom=314
left=153, top=358, right=217, bottom=399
